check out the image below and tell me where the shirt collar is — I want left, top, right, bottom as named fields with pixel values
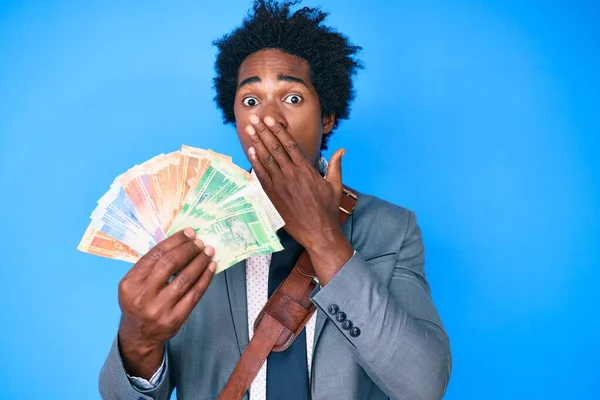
left=317, top=155, right=328, bottom=177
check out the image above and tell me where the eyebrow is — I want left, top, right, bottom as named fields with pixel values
left=238, top=74, right=308, bottom=89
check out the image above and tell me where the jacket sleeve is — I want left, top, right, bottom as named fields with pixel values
left=311, top=211, right=452, bottom=400
left=98, top=335, right=175, bottom=400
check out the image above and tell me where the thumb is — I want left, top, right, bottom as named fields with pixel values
left=326, top=148, right=345, bottom=187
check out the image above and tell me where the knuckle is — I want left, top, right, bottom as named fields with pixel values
left=148, top=246, right=165, bottom=262
left=269, top=143, right=283, bottom=154
left=161, top=314, right=180, bottom=331
left=256, top=170, right=270, bottom=182
left=145, top=305, right=161, bottom=321
left=270, top=124, right=281, bottom=133
left=284, top=141, right=299, bottom=152
left=156, top=319, right=170, bottom=333
left=261, top=153, right=275, bottom=165
left=174, top=272, right=192, bottom=290
left=131, top=295, right=145, bottom=312
left=118, top=278, right=130, bottom=295
left=190, top=287, right=205, bottom=305
left=186, top=240, right=201, bottom=254
left=179, top=242, right=195, bottom=261
left=155, top=253, right=177, bottom=272
left=250, top=134, right=261, bottom=144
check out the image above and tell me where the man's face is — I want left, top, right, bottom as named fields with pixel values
left=234, top=48, right=334, bottom=167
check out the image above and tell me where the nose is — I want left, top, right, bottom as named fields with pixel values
left=257, top=99, right=288, bottom=130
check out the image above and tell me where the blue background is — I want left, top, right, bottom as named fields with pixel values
left=1, top=0, right=598, bottom=398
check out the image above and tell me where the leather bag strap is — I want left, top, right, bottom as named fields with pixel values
left=217, top=186, right=358, bottom=400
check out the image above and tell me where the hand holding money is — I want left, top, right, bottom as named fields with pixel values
left=77, top=145, right=289, bottom=376
left=117, top=229, right=215, bottom=379
left=77, top=145, right=286, bottom=273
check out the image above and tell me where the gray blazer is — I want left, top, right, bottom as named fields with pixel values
left=99, top=192, right=452, bottom=400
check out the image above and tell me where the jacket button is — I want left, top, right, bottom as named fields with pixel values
left=350, top=327, right=361, bottom=337
left=342, top=320, right=353, bottom=330
left=328, top=304, right=339, bottom=315
left=336, top=312, right=347, bottom=322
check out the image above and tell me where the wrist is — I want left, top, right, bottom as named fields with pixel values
left=118, top=324, right=164, bottom=379
left=305, top=223, right=349, bottom=255
left=306, top=225, right=353, bottom=286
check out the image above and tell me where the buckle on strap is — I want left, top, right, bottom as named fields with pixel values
left=339, top=187, right=358, bottom=216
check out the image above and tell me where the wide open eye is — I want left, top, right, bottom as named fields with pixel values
left=283, top=94, right=303, bottom=105
left=242, top=96, right=260, bottom=107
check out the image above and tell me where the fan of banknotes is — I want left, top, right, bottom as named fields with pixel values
left=77, top=145, right=285, bottom=274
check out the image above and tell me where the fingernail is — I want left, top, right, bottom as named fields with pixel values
left=184, top=228, right=196, bottom=239
left=249, top=114, right=259, bottom=124
left=264, top=116, right=274, bottom=126
left=246, top=125, right=256, bottom=136
left=203, top=246, right=215, bottom=257
left=194, top=239, right=204, bottom=249
left=208, top=261, right=217, bottom=273
left=248, top=147, right=256, bottom=157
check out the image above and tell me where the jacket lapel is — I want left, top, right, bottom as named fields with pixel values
left=224, top=261, right=249, bottom=357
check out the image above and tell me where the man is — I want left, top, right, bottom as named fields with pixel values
left=99, top=1, right=452, bottom=399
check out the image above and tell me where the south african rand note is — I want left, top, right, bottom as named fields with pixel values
left=143, top=152, right=182, bottom=233
left=77, top=225, right=140, bottom=263
left=91, top=183, right=156, bottom=254
left=167, top=160, right=241, bottom=234
left=232, top=173, right=285, bottom=231
left=119, top=163, right=165, bottom=242
left=195, top=197, right=283, bottom=273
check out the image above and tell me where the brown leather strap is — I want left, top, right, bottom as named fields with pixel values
left=217, top=186, right=358, bottom=400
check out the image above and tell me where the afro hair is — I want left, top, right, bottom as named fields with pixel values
left=212, top=0, right=363, bottom=150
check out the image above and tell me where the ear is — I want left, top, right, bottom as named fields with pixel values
left=322, top=113, right=336, bottom=134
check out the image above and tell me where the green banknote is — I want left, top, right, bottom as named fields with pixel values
left=168, top=156, right=251, bottom=235
left=168, top=164, right=231, bottom=234
left=196, top=197, right=283, bottom=273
